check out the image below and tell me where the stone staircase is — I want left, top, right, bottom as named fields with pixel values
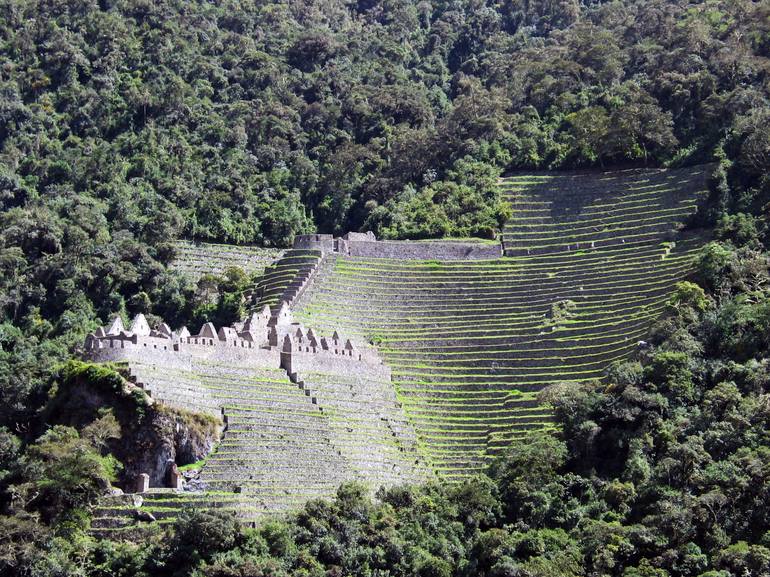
left=251, top=250, right=325, bottom=315
left=292, top=370, right=432, bottom=486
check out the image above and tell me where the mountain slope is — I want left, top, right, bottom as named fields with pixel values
left=294, top=165, right=711, bottom=478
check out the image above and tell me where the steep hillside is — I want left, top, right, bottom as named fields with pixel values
left=4, top=165, right=717, bottom=541
left=501, top=167, right=709, bottom=256
left=293, top=166, right=711, bottom=479
left=3, top=0, right=770, bottom=570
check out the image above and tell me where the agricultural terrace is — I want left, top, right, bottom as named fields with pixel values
left=294, top=165, right=711, bottom=480
left=92, top=359, right=426, bottom=535
left=170, top=240, right=284, bottom=281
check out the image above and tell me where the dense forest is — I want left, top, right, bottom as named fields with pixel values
left=2, top=0, right=770, bottom=575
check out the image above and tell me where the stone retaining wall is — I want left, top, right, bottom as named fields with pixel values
left=86, top=339, right=281, bottom=370
left=293, top=233, right=502, bottom=260
left=346, top=240, right=502, bottom=260
left=284, top=348, right=391, bottom=381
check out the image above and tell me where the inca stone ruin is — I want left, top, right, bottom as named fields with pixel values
left=89, top=165, right=712, bottom=532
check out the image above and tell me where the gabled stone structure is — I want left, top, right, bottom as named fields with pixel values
left=238, top=306, right=271, bottom=342
left=85, top=304, right=380, bottom=377
left=130, top=314, right=151, bottom=336
left=106, top=315, right=125, bottom=335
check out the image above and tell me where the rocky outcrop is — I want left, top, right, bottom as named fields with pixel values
left=121, top=405, right=220, bottom=487
left=46, top=362, right=221, bottom=489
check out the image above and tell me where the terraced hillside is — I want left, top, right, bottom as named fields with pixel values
left=293, top=166, right=711, bottom=480
left=93, top=353, right=427, bottom=536
left=251, top=249, right=323, bottom=312
left=170, top=240, right=283, bottom=281
left=127, top=359, right=348, bottom=505
left=501, top=166, right=708, bottom=256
